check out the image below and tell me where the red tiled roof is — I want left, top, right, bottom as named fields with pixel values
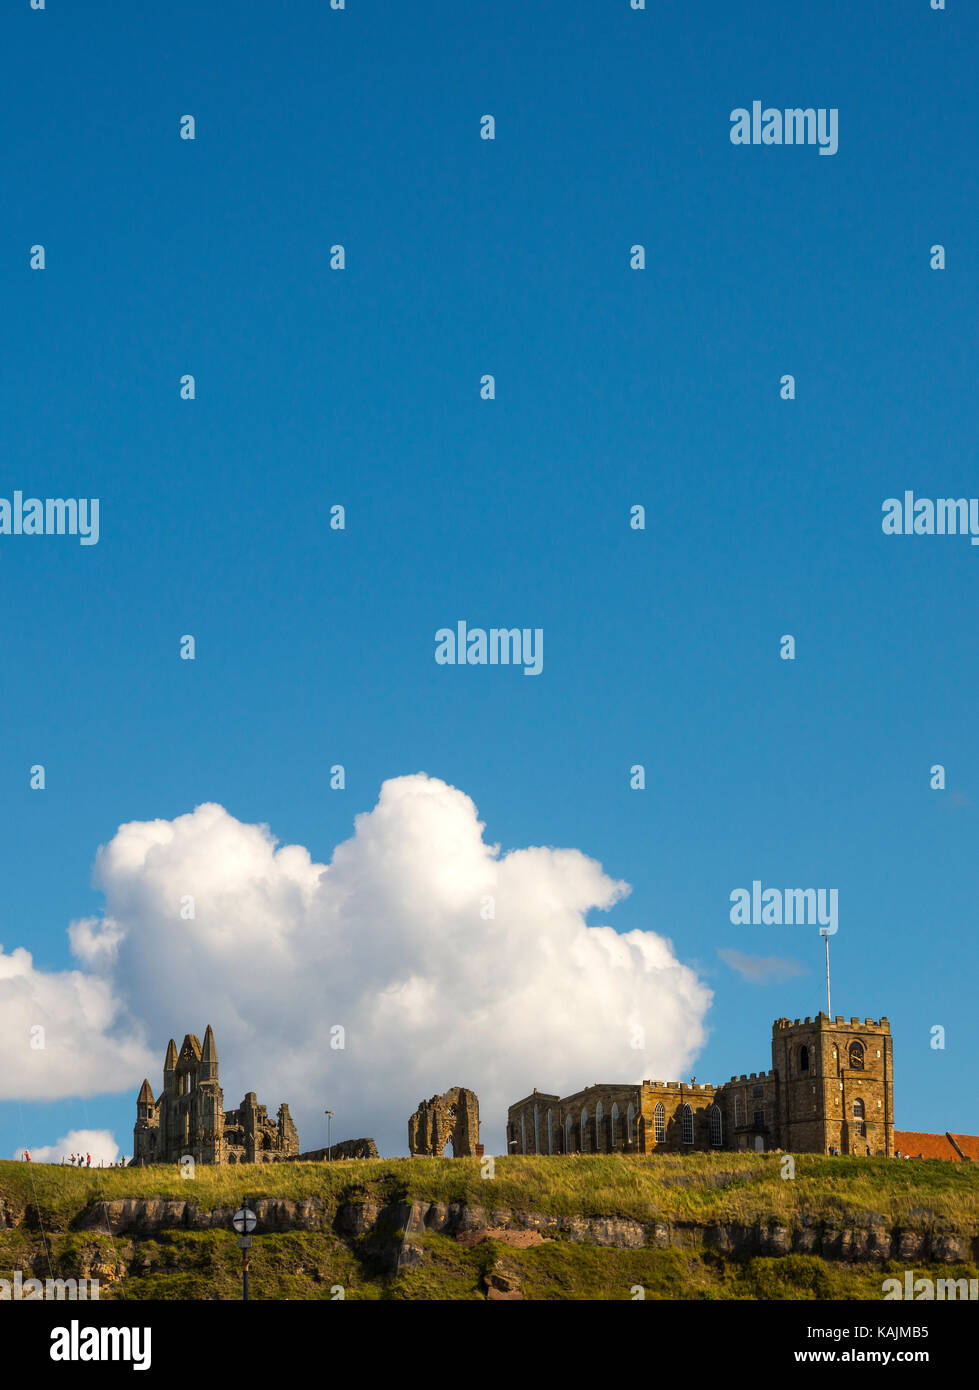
left=893, top=1131, right=961, bottom=1160
left=948, top=1133, right=979, bottom=1161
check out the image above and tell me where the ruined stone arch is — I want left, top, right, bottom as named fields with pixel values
left=408, top=1087, right=480, bottom=1157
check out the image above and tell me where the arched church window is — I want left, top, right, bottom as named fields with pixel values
left=681, top=1104, right=694, bottom=1145
left=654, top=1101, right=666, bottom=1142
left=709, top=1103, right=723, bottom=1146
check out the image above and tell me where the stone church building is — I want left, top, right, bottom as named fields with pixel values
left=132, top=1026, right=300, bottom=1166
left=507, top=1013, right=895, bottom=1158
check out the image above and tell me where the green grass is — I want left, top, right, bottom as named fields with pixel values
left=4, top=1152, right=979, bottom=1228
left=3, top=1154, right=977, bottom=1299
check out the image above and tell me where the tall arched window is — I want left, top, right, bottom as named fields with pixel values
left=681, top=1104, right=694, bottom=1144
left=800, top=1045, right=810, bottom=1072
left=610, top=1103, right=619, bottom=1148
left=533, top=1105, right=540, bottom=1155
left=709, top=1103, right=723, bottom=1147
left=626, top=1102, right=635, bottom=1145
left=595, top=1101, right=604, bottom=1153
left=734, top=1095, right=742, bottom=1128
left=521, top=1113, right=527, bottom=1154
left=565, top=1113, right=574, bottom=1154
left=580, top=1108, right=589, bottom=1153
left=654, top=1101, right=666, bottom=1142
left=848, top=1041, right=865, bottom=1070
left=547, top=1109, right=554, bottom=1155
left=853, top=1098, right=866, bottom=1136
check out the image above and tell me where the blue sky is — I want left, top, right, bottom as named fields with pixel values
left=1, top=0, right=977, bottom=1161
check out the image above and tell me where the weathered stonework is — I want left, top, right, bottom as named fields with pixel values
left=408, top=1087, right=480, bottom=1157
left=507, top=1013, right=895, bottom=1158
left=290, top=1139, right=380, bottom=1162
left=132, top=1026, right=299, bottom=1166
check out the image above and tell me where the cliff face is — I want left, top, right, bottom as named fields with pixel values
left=2, top=1191, right=974, bottom=1264
left=2, top=1154, right=978, bottom=1300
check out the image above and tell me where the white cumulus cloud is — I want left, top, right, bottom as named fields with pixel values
left=4, top=774, right=713, bottom=1154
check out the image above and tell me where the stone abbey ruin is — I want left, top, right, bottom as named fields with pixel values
left=133, top=1027, right=299, bottom=1166
left=133, top=1015, right=975, bottom=1167
left=408, top=1087, right=482, bottom=1157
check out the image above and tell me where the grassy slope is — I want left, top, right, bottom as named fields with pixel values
left=2, top=1153, right=977, bottom=1300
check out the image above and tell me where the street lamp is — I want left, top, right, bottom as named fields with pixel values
left=325, top=1110, right=334, bottom=1163
left=232, top=1203, right=257, bottom=1301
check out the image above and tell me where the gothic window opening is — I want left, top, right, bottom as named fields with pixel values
left=709, top=1103, right=723, bottom=1147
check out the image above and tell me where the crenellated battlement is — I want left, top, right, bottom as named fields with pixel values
left=774, top=1014, right=889, bottom=1032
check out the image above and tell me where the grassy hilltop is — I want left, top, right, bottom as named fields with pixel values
left=2, top=1152, right=978, bottom=1300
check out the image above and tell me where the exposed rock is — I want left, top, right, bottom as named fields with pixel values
left=334, top=1200, right=383, bottom=1237
left=78, top=1198, right=189, bottom=1235
left=453, top=1205, right=489, bottom=1232
left=485, top=1258, right=524, bottom=1300
left=456, top=1227, right=547, bottom=1249
left=57, top=1194, right=975, bottom=1271
left=561, top=1216, right=646, bottom=1249
left=896, top=1230, right=927, bottom=1261
left=0, top=1197, right=26, bottom=1229
left=929, top=1233, right=969, bottom=1263
left=760, top=1225, right=792, bottom=1256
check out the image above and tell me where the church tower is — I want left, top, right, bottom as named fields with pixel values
left=197, top=1024, right=225, bottom=1164
left=133, top=1078, right=159, bottom=1163
left=772, top=1014, right=894, bottom=1155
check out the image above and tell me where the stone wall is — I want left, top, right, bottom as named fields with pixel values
left=505, top=1011, right=894, bottom=1157
left=290, top=1138, right=380, bottom=1162
left=409, top=1088, right=480, bottom=1156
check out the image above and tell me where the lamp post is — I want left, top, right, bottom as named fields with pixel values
left=325, top=1110, right=333, bottom=1163
left=232, top=1203, right=257, bottom=1300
